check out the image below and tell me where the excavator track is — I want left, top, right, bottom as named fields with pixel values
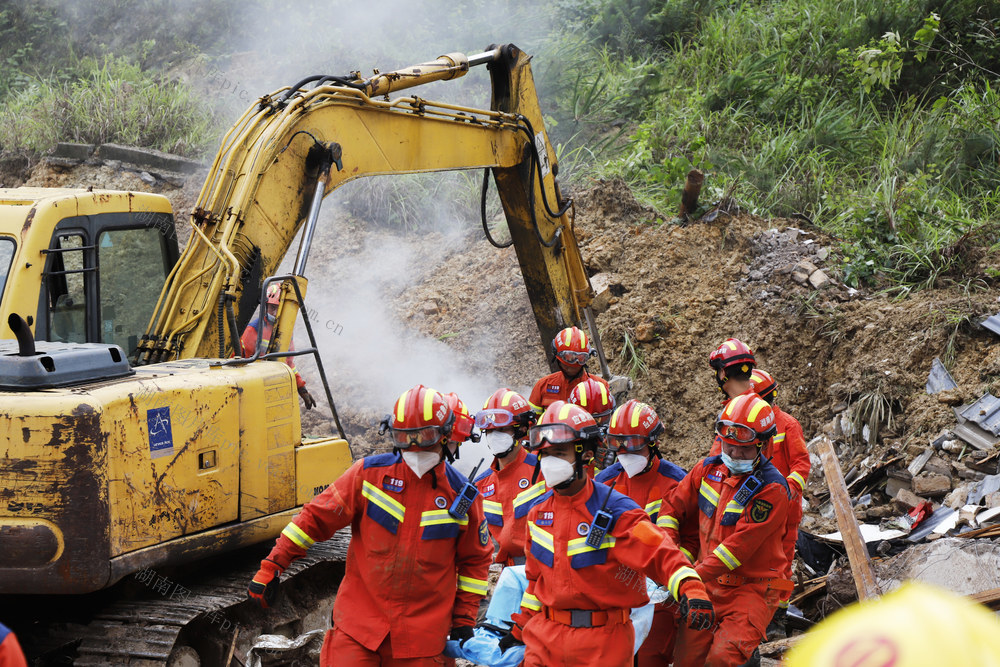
left=22, top=532, right=349, bottom=666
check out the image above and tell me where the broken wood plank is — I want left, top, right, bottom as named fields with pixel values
left=907, top=448, right=934, bottom=477
left=789, top=581, right=827, bottom=607
left=969, top=587, right=1000, bottom=610
left=817, top=436, right=880, bottom=601
left=959, top=524, right=1000, bottom=540
left=759, top=635, right=804, bottom=657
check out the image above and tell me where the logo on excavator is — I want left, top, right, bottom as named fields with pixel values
left=146, top=407, right=174, bottom=459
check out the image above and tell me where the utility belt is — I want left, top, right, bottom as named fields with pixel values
left=506, top=556, right=526, bottom=566
left=543, top=607, right=629, bottom=628
left=717, top=573, right=794, bottom=593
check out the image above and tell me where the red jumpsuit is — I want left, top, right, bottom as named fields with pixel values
left=528, top=370, right=608, bottom=413
left=596, top=458, right=691, bottom=666
left=264, top=453, right=492, bottom=665
left=475, top=447, right=543, bottom=565
left=709, top=406, right=809, bottom=608
left=512, top=478, right=702, bottom=667
left=240, top=316, right=306, bottom=389
left=0, top=624, right=27, bottom=667
left=661, top=456, right=790, bottom=666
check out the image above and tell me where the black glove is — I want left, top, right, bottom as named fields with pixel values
left=497, top=630, right=524, bottom=653
left=450, top=625, right=475, bottom=646
left=680, top=594, right=716, bottom=631
left=298, top=386, right=316, bottom=409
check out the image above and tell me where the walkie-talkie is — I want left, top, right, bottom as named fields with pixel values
left=586, top=480, right=617, bottom=549
left=732, top=455, right=771, bottom=506
left=449, top=458, right=486, bottom=519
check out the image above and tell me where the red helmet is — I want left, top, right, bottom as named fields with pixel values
left=552, top=326, right=594, bottom=367
left=527, top=400, right=602, bottom=452
left=749, top=369, right=778, bottom=404
left=443, top=392, right=477, bottom=445
left=709, top=338, right=755, bottom=372
left=475, top=388, right=536, bottom=431
left=568, top=378, right=615, bottom=423
left=715, top=393, right=776, bottom=448
left=266, top=283, right=282, bottom=306
left=382, top=384, right=454, bottom=448
left=607, top=399, right=664, bottom=453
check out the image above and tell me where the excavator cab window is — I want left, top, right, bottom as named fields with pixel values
left=0, top=237, right=14, bottom=299
left=97, top=226, right=173, bottom=356
left=44, top=232, right=91, bottom=344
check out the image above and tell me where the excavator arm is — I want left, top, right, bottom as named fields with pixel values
left=136, top=44, right=597, bottom=366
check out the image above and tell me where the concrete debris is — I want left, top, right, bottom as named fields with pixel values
left=874, top=538, right=1000, bottom=595
left=808, top=269, right=832, bottom=290
left=926, top=357, right=959, bottom=394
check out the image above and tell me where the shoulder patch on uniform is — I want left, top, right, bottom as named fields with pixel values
left=535, top=510, right=554, bottom=526
left=434, top=495, right=448, bottom=509
left=577, top=521, right=590, bottom=536
left=518, top=478, right=530, bottom=489
left=479, top=519, right=490, bottom=546
left=546, top=384, right=561, bottom=393
left=706, top=472, right=723, bottom=482
left=749, top=498, right=773, bottom=523
left=382, top=474, right=404, bottom=493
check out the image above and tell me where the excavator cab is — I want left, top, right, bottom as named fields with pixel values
left=0, top=189, right=180, bottom=357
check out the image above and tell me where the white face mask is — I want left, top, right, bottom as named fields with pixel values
left=540, top=456, right=575, bottom=487
left=485, top=430, right=516, bottom=456
left=617, top=453, right=649, bottom=478
left=402, top=450, right=441, bottom=478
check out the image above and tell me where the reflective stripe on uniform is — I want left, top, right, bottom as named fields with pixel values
left=420, top=509, right=469, bottom=526
left=679, top=546, right=694, bottom=563
left=644, top=499, right=662, bottom=517
left=772, top=432, right=786, bottom=444
left=281, top=522, right=315, bottom=549
left=699, top=480, right=720, bottom=507
left=482, top=499, right=504, bottom=516
left=528, top=521, right=554, bottom=553
left=714, top=543, right=741, bottom=570
left=789, top=471, right=806, bottom=490
left=520, top=591, right=542, bottom=611
left=567, top=534, right=615, bottom=555
left=457, top=575, right=489, bottom=596
left=657, top=514, right=680, bottom=530
left=513, top=481, right=546, bottom=510
left=362, top=480, right=406, bottom=522
left=668, top=565, right=699, bottom=599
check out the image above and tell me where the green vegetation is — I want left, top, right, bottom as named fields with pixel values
left=0, top=0, right=997, bottom=293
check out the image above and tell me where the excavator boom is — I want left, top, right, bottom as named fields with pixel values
left=136, top=44, right=593, bottom=365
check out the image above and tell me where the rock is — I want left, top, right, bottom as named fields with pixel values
left=421, top=301, right=439, bottom=316
left=943, top=485, right=969, bottom=509
left=865, top=505, right=895, bottom=520
left=139, top=171, right=156, bottom=184
left=912, top=472, right=951, bottom=497
left=892, top=488, right=925, bottom=511
left=815, top=247, right=830, bottom=262
left=985, top=491, right=1000, bottom=509
left=748, top=269, right=764, bottom=281
left=808, top=269, right=833, bottom=290
left=791, top=260, right=816, bottom=285
left=885, top=476, right=911, bottom=499
left=590, top=273, right=615, bottom=314
left=635, top=322, right=656, bottom=342
left=935, top=390, right=963, bottom=406
left=923, top=456, right=951, bottom=478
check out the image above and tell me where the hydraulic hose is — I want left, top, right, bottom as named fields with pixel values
left=481, top=168, right=513, bottom=248
left=217, top=293, right=226, bottom=358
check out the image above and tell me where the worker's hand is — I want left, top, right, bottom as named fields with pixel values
left=298, top=386, right=316, bottom=410
left=247, top=558, right=283, bottom=609
left=449, top=625, right=474, bottom=646
left=497, top=630, right=523, bottom=653
left=679, top=578, right=715, bottom=631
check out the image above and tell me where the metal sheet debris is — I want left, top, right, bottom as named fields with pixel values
left=907, top=506, right=957, bottom=542
left=819, top=524, right=907, bottom=543
left=968, top=474, right=1000, bottom=506
left=958, top=394, right=1000, bottom=436
left=981, top=314, right=1000, bottom=337
left=926, top=357, right=958, bottom=394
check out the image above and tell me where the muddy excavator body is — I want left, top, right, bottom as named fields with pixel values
left=0, top=44, right=621, bottom=663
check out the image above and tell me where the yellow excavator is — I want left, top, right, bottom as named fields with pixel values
left=0, top=44, right=621, bottom=664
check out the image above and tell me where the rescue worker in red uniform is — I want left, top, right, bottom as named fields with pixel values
left=529, top=326, right=609, bottom=414
left=500, top=401, right=715, bottom=667
left=443, top=392, right=479, bottom=461
left=567, top=377, right=615, bottom=477
left=708, top=338, right=756, bottom=405
left=707, top=369, right=809, bottom=636
left=662, top=393, right=792, bottom=666
left=595, top=400, right=691, bottom=666
left=247, top=385, right=492, bottom=666
left=0, top=623, right=27, bottom=667
left=472, top=388, right=542, bottom=566
left=241, top=283, right=316, bottom=409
